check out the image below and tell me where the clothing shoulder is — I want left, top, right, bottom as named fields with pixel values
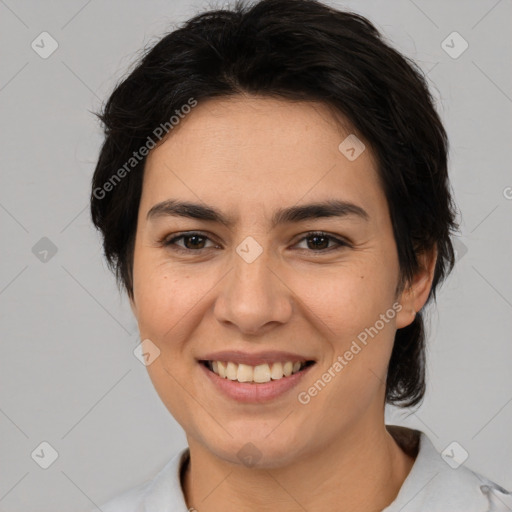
left=426, top=463, right=512, bottom=511
left=385, top=427, right=512, bottom=511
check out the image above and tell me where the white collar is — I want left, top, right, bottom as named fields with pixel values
left=382, top=427, right=511, bottom=511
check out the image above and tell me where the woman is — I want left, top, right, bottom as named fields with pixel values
left=89, top=0, right=511, bottom=510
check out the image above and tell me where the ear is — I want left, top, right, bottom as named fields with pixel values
left=395, top=245, right=437, bottom=329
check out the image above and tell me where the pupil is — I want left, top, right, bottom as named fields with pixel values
left=185, top=235, right=204, bottom=249
left=309, top=235, right=328, bottom=250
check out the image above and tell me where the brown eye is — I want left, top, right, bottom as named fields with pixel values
left=294, top=231, right=349, bottom=252
left=163, top=232, right=217, bottom=252
left=181, top=234, right=207, bottom=250
left=306, top=234, right=330, bottom=250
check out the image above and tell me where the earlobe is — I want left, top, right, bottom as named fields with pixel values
left=395, top=246, right=437, bottom=329
left=395, top=288, right=416, bottom=329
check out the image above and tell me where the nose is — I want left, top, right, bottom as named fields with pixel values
left=213, top=243, right=293, bottom=335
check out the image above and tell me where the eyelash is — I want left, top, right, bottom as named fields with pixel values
left=161, top=231, right=350, bottom=254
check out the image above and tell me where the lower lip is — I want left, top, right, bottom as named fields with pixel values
left=199, top=362, right=315, bottom=403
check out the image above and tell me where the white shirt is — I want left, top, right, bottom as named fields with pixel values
left=95, top=427, right=511, bottom=511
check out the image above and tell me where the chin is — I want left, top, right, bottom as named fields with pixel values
left=198, top=429, right=309, bottom=470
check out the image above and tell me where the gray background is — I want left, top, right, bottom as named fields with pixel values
left=1, top=0, right=511, bottom=510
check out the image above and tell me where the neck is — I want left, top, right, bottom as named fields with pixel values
left=182, top=422, right=416, bottom=512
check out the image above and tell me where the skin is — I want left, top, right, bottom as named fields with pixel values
left=129, top=95, right=437, bottom=512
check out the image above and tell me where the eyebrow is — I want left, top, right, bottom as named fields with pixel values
left=146, top=199, right=369, bottom=229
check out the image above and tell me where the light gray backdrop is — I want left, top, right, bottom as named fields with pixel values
left=1, top=0, right=511, bottom=511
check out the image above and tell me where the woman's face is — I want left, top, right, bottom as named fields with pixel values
left=130, top=96, right=422, bottom=467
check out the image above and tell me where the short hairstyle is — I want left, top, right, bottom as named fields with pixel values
left=90, top=0, right=459, bottom=408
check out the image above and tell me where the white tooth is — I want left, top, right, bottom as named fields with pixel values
left=270, top=362, right=284, bottom=380
left=283, top=361, right=293, bottom=377
left=217, top=361, right=227, bottom=378
left=213, top=361, right=299, bottom=382
left=226, top=361, right=238, bottom=380
left=237, top=363, right=254, bottom=382
left=253, top=364, right=271, bottom=383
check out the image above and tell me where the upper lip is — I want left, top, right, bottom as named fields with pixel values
left=198, top=350, right=316, bottom=366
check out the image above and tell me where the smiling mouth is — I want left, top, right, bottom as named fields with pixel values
left=200, top=360, right=316, bottom=384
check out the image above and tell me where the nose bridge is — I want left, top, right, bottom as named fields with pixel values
left=214, top=235, right=292, bottom=333
left=234, top=237, right=272, bottom=292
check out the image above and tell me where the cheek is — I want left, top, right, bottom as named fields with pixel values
left=301, top=257, right=399, bottom=386
left=132, top=258, right=219, bottom=351
left=133, top=273, right=174, bottom=336
left=302, top=273, right=399, bottom=417
left=133, top=246, right=181, bottom=319
left=308, top=261, right=398, bottom=332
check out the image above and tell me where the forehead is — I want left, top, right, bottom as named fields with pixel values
left=141, top=95, right=384, bottom=221
left=149, top=95, right=367, bottom=163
